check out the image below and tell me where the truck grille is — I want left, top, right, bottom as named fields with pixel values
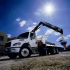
left=5, top=42, right=11, bottom=48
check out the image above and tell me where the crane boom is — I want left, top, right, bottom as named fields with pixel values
left=31, top=21, right=63, bottom=34
left=31, top=21, right=67, bottom=49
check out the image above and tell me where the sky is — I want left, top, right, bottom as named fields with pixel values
left=0, top=0, right=70, bottom=47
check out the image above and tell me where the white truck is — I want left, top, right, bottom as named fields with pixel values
left=5, top=21, right=64, bottom=58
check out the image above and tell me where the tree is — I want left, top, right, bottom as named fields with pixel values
left=66, top=45, right=70, bottom=50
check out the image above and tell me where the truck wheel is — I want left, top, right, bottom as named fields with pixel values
left=45, top=48, right=49, bottom=55
left=53, top=48, right=56, bottom=54
left=8, top=53, right=17, bottom=59
left=56, top=48, right=59, bottom=54
left=19, top=47, right=31, bottom=58
left=50, top=47, right=55, bottom=55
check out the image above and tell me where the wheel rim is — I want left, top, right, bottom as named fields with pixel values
left=21, top=48, right=29, bottom=57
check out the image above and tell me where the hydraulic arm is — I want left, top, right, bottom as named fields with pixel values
left=32, top=21, right=63, bottom=34
left=31, top=21, right=67, bottom=48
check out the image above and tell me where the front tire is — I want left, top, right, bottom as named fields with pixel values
left=19, top=47, right=31, bottom=58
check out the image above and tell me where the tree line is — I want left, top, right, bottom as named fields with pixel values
left=66, top=45, right=70, bottom=51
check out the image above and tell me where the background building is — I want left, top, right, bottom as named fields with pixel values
left=0, top=31, right=7, bottom=55
left=0, top=31, right=17, bottom=55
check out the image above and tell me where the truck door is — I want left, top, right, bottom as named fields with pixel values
left=29, top=32, right=37, bottom=47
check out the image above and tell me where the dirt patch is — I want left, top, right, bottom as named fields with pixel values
left=0, top=52, right=70, bottom=70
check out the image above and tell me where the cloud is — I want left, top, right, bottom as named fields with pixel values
left=27, top=26, right=40, bottom=35
left=43, top=36, right=49, bottom=41
left=34, top=9, right=43, bottom=16
left=53, top=32, right=60, bottom=35
left=66, top=34, right=70, bottom=38
left=37, top=35, right=48, bottom=40
left=64, top=34, right=70, bottom=39
left=37, top=35, right=48, bottom=39
left=45, top=29, right=54, bottom=35
left=7, top=34, right=11, bottom=38
left=56, top=34, right=70, bottom=41
left=37, top=35, right=42, bottom=39
left=56, top=36, right=67, bottom=41
left=34, top=12, right=41, bottom=16
left=33, top=22, right=37, bottom=25
left=64, top=36, right=68, bottom=39
left=56, top=37, right=61, bottom=41
left=45, top=29, right=61, bottom=36
left=16, top=18, right=20, bottom=21
left=36, top=29, right=40, bottom=35
left=27, top=26, right=36, bottom=31
left=19, top=20, right=26, bottom=27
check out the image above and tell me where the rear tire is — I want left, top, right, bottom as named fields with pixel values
left=53, top=47, right=56, bottom=54
left=47, top=47, right=50, bottom=55
left=50, top=47, right=56, bottom=55
left=56, top=48, right=59, bottom=54
left=8, top=53, right=17, bottom=59
left=19, top=47, right=31, bottom=58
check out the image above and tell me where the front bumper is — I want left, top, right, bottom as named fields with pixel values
left=5, top=47, right=20, bottom=53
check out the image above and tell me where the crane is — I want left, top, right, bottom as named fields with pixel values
left=5, top=21, right=67, bottom=58
left=31, top=21, right=67, bottom=47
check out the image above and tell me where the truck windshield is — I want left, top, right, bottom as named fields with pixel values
left=17, top=32, right=29, bottom=39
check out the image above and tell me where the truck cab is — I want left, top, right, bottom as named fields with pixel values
left=5, top=32, right=38, bottom=58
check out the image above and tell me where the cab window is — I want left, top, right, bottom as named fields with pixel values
left=17, top=32, right=29, bottom=39
left=30, top=32, right=35, bottom=39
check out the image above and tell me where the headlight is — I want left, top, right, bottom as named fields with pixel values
left=13, top=42, right=21, bottom=46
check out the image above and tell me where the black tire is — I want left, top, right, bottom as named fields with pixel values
left=50, top=47, right=55, bottom=55
left=8, top=53, right=17, bottom=59
left=56, top=48, right=59, bottom=54
left=19, top=47, right=31, bottom=58
left=47, top=48, right=50, bottom=55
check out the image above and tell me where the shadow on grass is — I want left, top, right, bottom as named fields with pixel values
left=0, top=55, right=42, bottom=61
left=0, top=53, right=57, bottom=61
